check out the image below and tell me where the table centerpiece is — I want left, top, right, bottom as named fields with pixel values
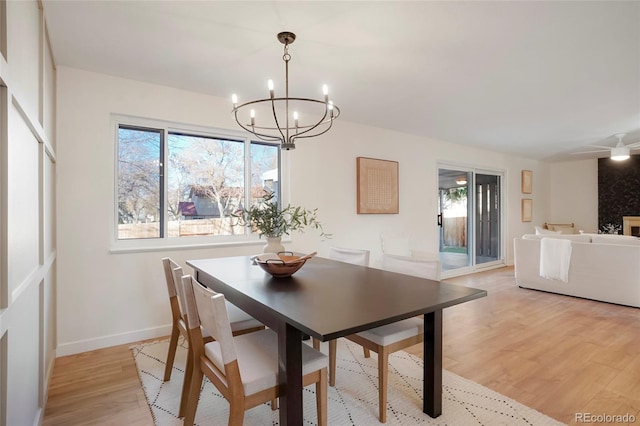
left=235, top=191, right=325, bottom=253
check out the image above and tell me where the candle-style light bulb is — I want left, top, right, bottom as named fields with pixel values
left=231, top=94, right=238, bottom=108
left=328, top=101, right=334, bottom=118
left=322, top=84, right=329, bottom=102
left=268, top=79, right=274, bottom=99
left=250, top=109, right=255, bottom=126
left=293, top=111, right=299, bottom=128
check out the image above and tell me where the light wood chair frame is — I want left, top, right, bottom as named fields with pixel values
left=326, top=251, right=440, bottom=423
left=161, top=258, right=264, bottom=418
left=343, top=332, right=424, bottom=423
left=180, top=274, right=328, bottom=426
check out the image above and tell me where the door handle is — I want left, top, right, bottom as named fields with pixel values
left=437, top=213, right=443, bottom=227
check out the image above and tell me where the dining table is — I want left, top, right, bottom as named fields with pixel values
left=187, top=255, right=486, bottom=425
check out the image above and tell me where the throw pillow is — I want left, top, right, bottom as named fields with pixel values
left=548, top=225, right=577, bottom=234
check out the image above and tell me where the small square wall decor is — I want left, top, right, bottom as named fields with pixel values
left=521, top=170, right=533, bottom=194
left=357, top=157, right=399, bottom=214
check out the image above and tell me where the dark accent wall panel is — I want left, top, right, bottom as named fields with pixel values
left=598, top=155, right=640, bottom=230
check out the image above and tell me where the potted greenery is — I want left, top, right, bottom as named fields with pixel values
left=236, top=191, right=325, bottom=252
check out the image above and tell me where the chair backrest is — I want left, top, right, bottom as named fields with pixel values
left=328, top=246, right=370, bottom=266
left=180, top=274, right=238, bottom=365
left=162, top=257, right=180, bottom=297
left=380, top=233, right=412, bottom=257
left=382, top=253, right=441, bottom=280
left=162, top=257, right=185, bottom=319
left=171, top=265, right=188, bottom=320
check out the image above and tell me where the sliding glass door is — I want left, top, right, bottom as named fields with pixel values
left=438, top=167, right=503, bottom=277
left=475, top=173, right=501, bottom=266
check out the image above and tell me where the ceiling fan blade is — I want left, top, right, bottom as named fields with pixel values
left=586, top=145, right=614, bottom=149
left=571, top=149, right=609, bottom=155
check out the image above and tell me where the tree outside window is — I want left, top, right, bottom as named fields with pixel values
left=117, top=122, right=280, bottom=240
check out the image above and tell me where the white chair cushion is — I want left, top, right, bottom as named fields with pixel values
left=230, top=318, right=263, bottom=333
left=226, top=301, right=263, bottom=332
left=204, top=329, right=328, bottom=396
left=355, top=317, right=423, bottom=346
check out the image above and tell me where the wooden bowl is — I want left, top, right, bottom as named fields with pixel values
left=255, top=258, right=307, bottom=278
left=254, top=252, right=316, bottom=278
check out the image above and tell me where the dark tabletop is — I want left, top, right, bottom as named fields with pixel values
left=187, top=255, right=487, bottom=341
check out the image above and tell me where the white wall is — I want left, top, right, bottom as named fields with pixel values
left=288, top=123, right=551, bottom=267
left=1, top=1, right=57, bottom=425
left=549, top=159, right=599, bottom=232
left=56, top=66, right=549, bottom=356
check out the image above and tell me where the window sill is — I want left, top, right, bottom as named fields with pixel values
left=109, top=237, right=292, bottom=254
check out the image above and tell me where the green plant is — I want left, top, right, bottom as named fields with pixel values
left=236, top=191, right=324, bottom=238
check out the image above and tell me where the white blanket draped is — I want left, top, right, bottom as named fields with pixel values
left=539, top=238, right=572, bottom=282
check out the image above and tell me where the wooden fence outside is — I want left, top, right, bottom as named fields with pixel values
left=443, top=217, right=467, bottom=248
left=117, top=219, right=245, bottom=239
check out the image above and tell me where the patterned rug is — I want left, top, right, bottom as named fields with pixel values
left=131, top=338, right=564, bottom=425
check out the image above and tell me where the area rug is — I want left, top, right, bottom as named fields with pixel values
left=131, top=338, right=564, bottom=425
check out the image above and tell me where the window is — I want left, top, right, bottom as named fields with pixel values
left=116, top=118, right=280, bottom=243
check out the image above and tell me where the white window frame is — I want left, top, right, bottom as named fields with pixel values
left=110, top=114, right=285, bottom=253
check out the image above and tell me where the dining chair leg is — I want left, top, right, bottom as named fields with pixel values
left=312, top=337, right=321, bottom=351
left=363, top=347, right=371, bottom=358
left=228, top=401, right=245, bottom=426
left=378, top=347, right=389, bottom=423
left=270, top=398, right=278, bottom=410
left=163, top=325, right=180, bottom=381
left=316, top=368, right=328, bottom=426
left=178, top=344, right=194, bottom=417
left=329, top=339, right=337, bottom=387
left=182, top=367, right=203, bottom=426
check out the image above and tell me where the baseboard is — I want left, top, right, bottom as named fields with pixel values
left=32, top=407, right=43, bottom=426
left=55, top=324, right=172, bottom=357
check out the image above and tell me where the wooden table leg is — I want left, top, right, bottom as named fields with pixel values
left=278, top=323, right=304, bottom=425
left=423, top=310, right=443, bottom=417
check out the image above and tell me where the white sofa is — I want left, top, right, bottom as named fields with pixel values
left=514, top=233, right=640, bottom=308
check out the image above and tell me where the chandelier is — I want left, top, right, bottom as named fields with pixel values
left=231, top=32, right=340, bottom=150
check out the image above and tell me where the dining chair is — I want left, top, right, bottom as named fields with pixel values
left=338, top=253, right=440, bottom=423
left=180, top=274, right=329, bottom=426
left=312, top=246, right=371, bottom=386
left=161, top=257, right=264, bottom=417
left=381, top=252, right=441, bottom=280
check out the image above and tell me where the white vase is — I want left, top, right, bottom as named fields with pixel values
left=263, top=236, right=285, bottom=253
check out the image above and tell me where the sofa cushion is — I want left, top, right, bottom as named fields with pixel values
left=590, top=234, right=640, bottom=246
left=523, top=234, right=591, bottom=243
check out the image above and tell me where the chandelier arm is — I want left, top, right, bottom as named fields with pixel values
left=233, top=110, right=283, bottom=142
left=287, top=103, right=341, bottom=140
left=233, top=98, right=339, bottom=131
left=269, top=97, right=287, bottom=142
left=287, top=107, right=329, bottom=139
left=290, top=116, right=335, bottom=143
left=252, top=133, right=284, bottom=143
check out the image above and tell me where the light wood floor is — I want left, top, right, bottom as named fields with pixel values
left=43, top=267, right=640, bottom=425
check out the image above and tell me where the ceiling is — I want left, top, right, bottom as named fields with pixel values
left=41, top=1, right=640, bottom=162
